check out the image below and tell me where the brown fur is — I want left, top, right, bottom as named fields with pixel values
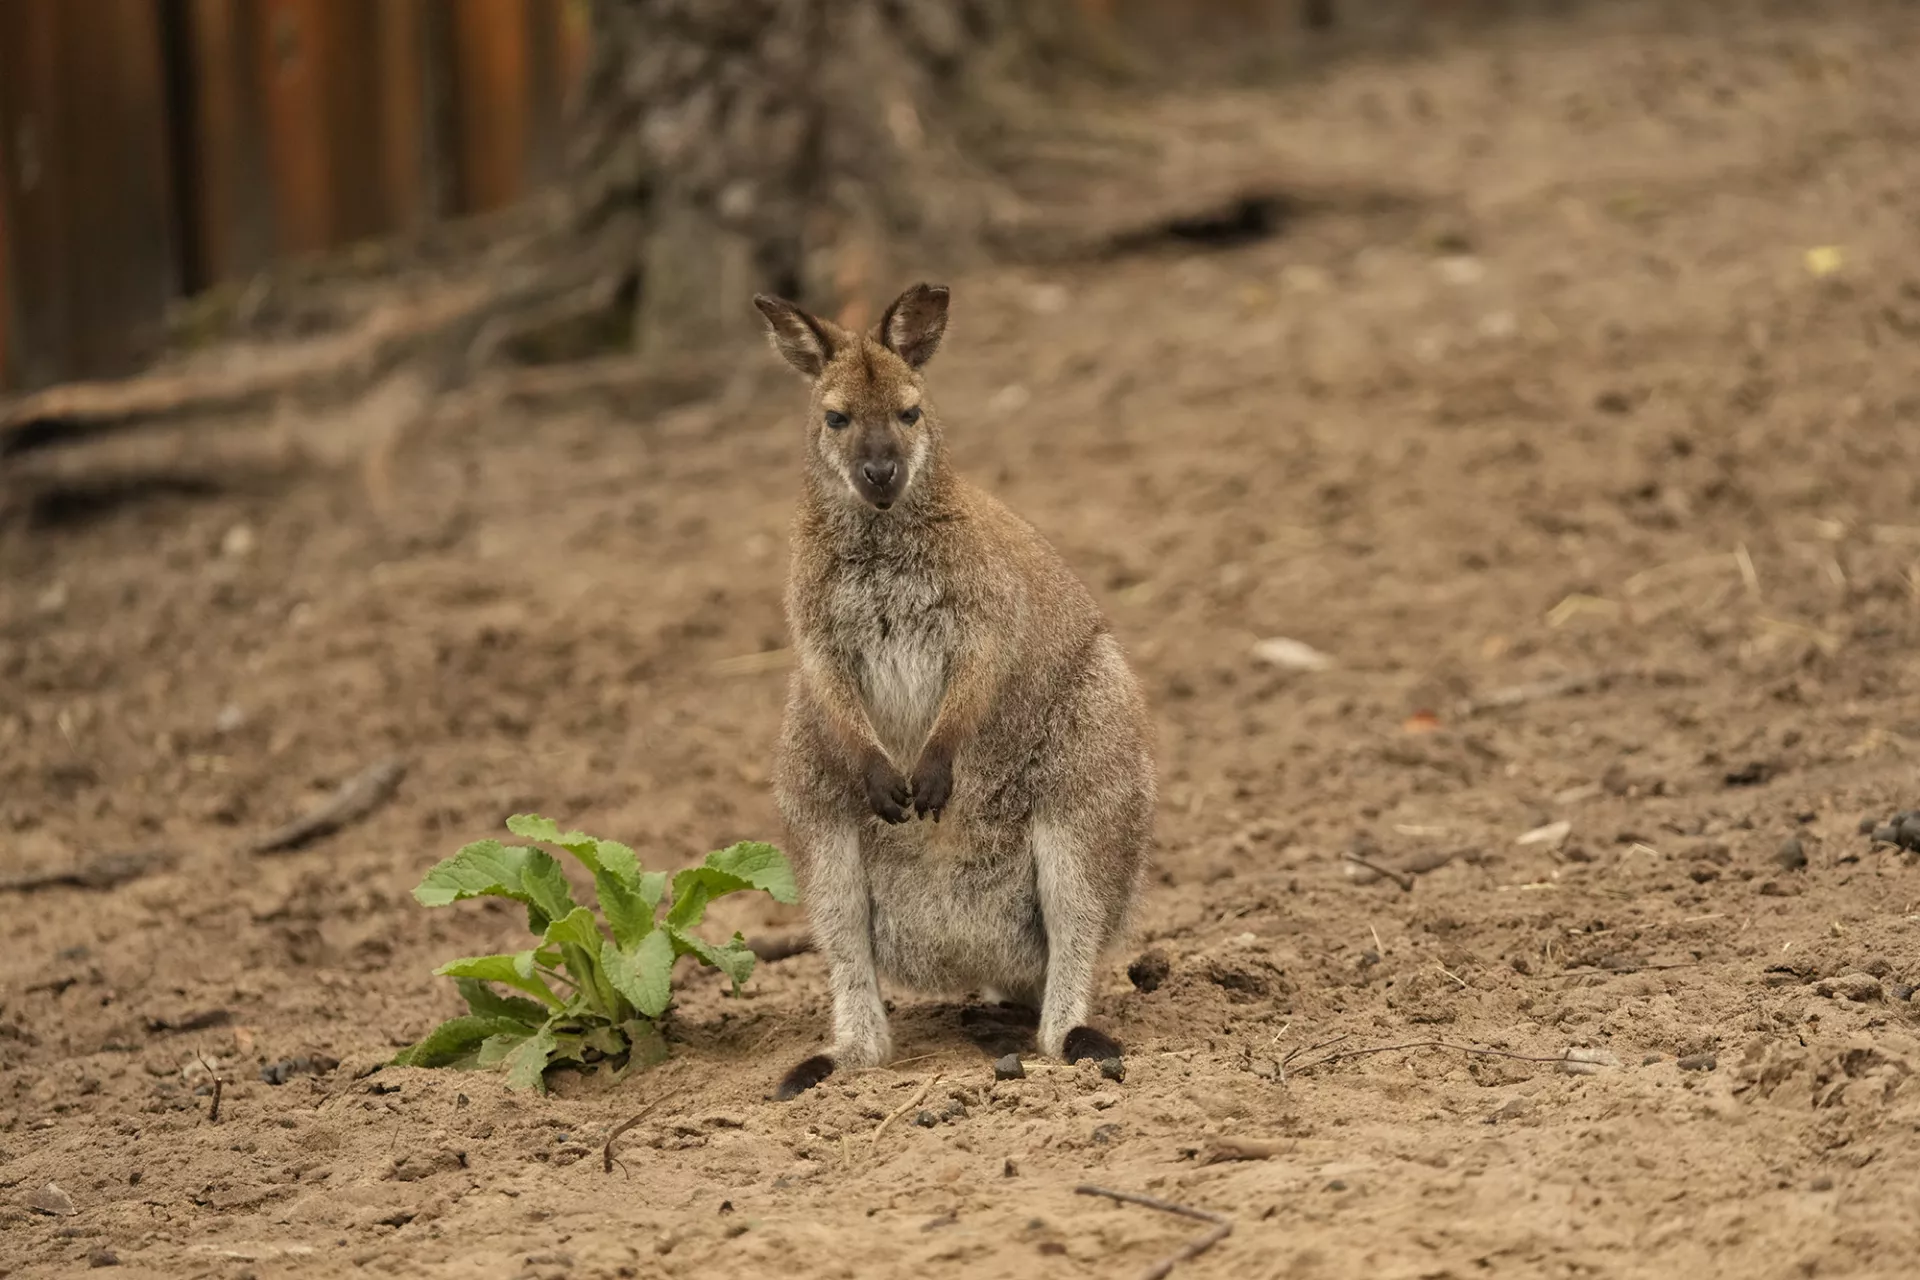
left=754, top=284, right=1155, bottom=1099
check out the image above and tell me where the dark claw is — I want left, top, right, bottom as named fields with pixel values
left=774, top=1053, right=837, bottom=1100
left=864, top=757, right=913, bottom=825
left=910, top=748, right=953, bottom=821
left=1063, top=1026, right=1123, bottom=1064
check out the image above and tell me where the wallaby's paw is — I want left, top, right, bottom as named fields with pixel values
left=909, top=746, right=953, bottom=821
left=774, top=1054, right=837, bottom=1100
left=863, top=757, right=913, bottom=825
left=1063, top=1026, right=1124, bottom=1064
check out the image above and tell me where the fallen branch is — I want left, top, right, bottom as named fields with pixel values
left=1340, top=852, right=1414, bottom=892
left=869, top=1072, right=942, bottom=1158
left=1291, top=1039, right=1575, bottom=1075
left=1075, top=1185, right=1233, bottom=1280
left=747, top=932, right=814, bottom=963
left=246, top=758, right=406, bottom=854
left=0, top=849, right=173, bottom=894
left=602, top=1085, right=684, bottom=1175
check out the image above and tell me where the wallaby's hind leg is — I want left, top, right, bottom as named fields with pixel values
left=775, top=823, right=890, bottom=1099
left=1034, top=814, right=1130, bottom=1062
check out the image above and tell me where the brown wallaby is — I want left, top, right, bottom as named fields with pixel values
left=753, top=282, right=1156, bottom=1100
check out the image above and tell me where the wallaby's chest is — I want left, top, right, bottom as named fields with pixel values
left=826, top=563, right=955, bottom=765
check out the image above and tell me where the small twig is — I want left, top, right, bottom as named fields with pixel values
left=1197, top=1136, right=1287, bottom=1166
left=1341, top=852, right=1414, bottom=892
left=197, top=1055, right=224, bottom=1124
left=1461, top=670, right=1610, bottom=716
left=1278, top=1033, right=1350, bottom=1083
left=246, top=758, right=407, bottom=854
left=1075, top=1185, right=1233, bottom=1280
left=602, top=1085, right=684, bottom=1175
left=1292, top=1039, right=1571, bottom=1074
left=869, top=1072, right=942, bottom=1158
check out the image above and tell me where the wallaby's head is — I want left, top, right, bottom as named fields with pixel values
left=753, top=282, right=950, bottom=513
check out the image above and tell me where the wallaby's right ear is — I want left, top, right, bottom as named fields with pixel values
left=753, top=294, right=836, bottom=380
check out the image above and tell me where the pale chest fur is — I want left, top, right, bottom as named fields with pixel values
left=827, top=562, right=955, bottom=767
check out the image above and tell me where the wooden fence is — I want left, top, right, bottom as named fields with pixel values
left=0, top=0, right=587, bottom=392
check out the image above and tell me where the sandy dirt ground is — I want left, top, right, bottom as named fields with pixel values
left=5, top=4, right=1920, bottom=1277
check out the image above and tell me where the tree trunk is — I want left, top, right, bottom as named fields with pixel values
left=568, top=0, right=1124, bottom=364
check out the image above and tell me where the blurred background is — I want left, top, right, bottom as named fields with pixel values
left=4, top=2, right=1920, bottom=1275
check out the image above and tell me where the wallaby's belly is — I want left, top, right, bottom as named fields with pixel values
left=865, top=835, right=1048, bottom=998
left=859, top=628, right=948, bottom=767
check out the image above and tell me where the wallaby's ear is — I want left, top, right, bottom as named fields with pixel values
left=877, top=283, right=950, bottom=370
left=753, top=294, right=836, bottom=380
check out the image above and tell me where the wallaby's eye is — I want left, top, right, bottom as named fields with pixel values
left=898, top=406, right=922, bottom=426
left=824, top=410, right=850, bottom=430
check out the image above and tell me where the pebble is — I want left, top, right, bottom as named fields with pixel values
left=28, top=1182, right=76, bottom=1217
left=993, top=1054, right=1025, bottom=1081
left=1892, top=983, right=1914, bottom=1002
left=1858, top=814, right=1880, bottom=835
left=1775, top=836, right=1807, bottom=870
left=89, top=1249, right=120, bottom=1268
left=1814, top=972, right=1883, bottom=1002
left=1098, top=1057, right=1126, bottom=1083
left=1871, top=824, right=1901, bottom=846
left=260, top=1054, right=339, bottom=1086
left=912, top=1110, right=939, bottom=1128
left=1126, top=950, right=1171, bottom=993
left=1677, top=1053, right=1717, bottom=1072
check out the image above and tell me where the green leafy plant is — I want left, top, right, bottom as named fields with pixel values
left=392, top=814, right=798, bottom=1092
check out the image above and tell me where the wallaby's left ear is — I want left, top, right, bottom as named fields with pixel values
left=754, top=293, right=838, bottom=380
left=877, top=283, right=950, bottom=370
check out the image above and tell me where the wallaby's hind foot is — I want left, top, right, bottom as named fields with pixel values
left=1063, top=1026, right=1123, bottom=1064
left=774, top=1053, right=837, bottom=1100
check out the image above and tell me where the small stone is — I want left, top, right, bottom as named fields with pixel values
left=1641, top=1053, right=1664, bottom=1065
left=992, top=1054, right=1025, bottom=1081
left=942, top=1098, right=967, bottom=1121
left=1325, top=1179, right=1349, bottom=1192
left=221, top=523, right=256, bottom=558
left=912, top=1110, right=939, bottom=1128
left=29, top=1182, right=76, bottom=1216
left=1594, top=389, right=1633, bottom=414
left=1090, top=1123, right=1122, bottom=1144
left=1676, top=1053, right=1717, bottom=1072
left=1857, top=814, right=1881, bottom=835
left=1775, top=837, right=1807, bottom=870
left=1127, top=951, right=1171, bottom=993
left=1892, top=983, right=1914, bottom=1002
left=1810, top=1176, right=1834, bottom=1192
left=1814, top=972, right=1883, bottom=1002
left=88, top=1248, right=120, bottom=1268
left=1871, top=824, right=1901, bottom=846
left=1898, top=815, right=1920, bottom=851
left=1486, top=1096, right=1532, bottom=1123
left=1097, top=1057, right=1126, bottom=1083
left=1003, top=1157, right=1018, bottom=1177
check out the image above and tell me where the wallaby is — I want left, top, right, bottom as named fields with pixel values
left=753, top=282, right=1156, bottom=1100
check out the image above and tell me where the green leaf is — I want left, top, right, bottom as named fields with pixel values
left=594, top=869, right=655, bottom=949
left=665, top=843, right=798, bottom=928
left=502, top=1025, right=558, bottom=1092
left=604, top=929, right=675, bottom=1018
left=620, top=1019, right=670, bottom=1071
left=413, top=839, right=532, bottom=907
left=542, top=906, right=605, bottom=954
left=391, top=1015, right=530, bottom=1068
left=413, top=838, right=578, bottom=929
left=667, top=925, right=757, bottom=992
left=454, top=978, right=547, bottom=1025
left=435, top=954, right=562, bottom=1009
left=475, top=1031, right=530, bottom=1068
left=704, top=841, right=800, bottom=905
left=506, top=814, right=648, bottom=889
left=519, top=851, right=578, bottom=927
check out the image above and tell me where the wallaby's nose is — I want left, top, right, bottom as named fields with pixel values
left=861, top=460, right=898, bottom=489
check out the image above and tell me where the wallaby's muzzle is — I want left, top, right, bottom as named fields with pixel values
left=852, top=438, right=908, bottom=510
